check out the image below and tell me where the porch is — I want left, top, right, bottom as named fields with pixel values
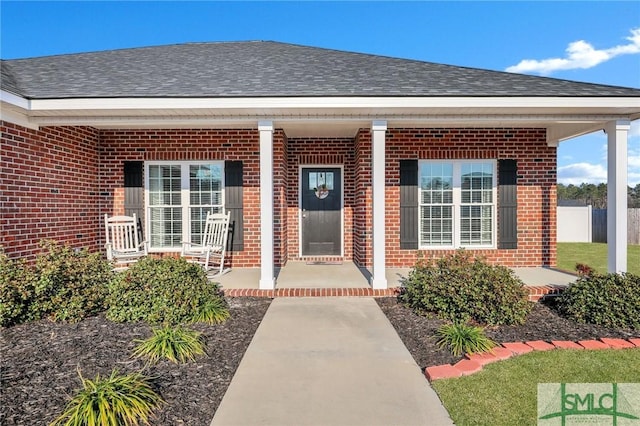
left=215, top=261, right=577, bottom=301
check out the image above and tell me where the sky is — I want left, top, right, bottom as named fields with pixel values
left=1, top=1, right=639, bottom=186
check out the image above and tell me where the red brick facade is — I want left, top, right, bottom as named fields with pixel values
left=1, top=122, right=101, bottom=259
left=1, top=122, right=556, bottom=268
left=383, top=128, right=557, bottom=267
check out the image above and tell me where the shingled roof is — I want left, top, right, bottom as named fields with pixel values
left=2, top=41, right=639, bottom=99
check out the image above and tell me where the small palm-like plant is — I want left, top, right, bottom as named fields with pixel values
left=133, top=326, right=206, bottom=364
left=435, top=322, right=496, bottom=357
left=51, top=369, right=162, bottom=426
left=195, top=297, right=231, bottom=325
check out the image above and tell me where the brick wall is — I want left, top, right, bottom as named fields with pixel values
left=354, top=130, right=373, bottom=267
left=384, top=128, right=557, bottom=267
left=1, top=121, right=101, bottom=260
left=273, top=130, right=288, bottom=266
left=1, top=122, right=557, bottom=269
left=99, top=129, right=262, bottom=267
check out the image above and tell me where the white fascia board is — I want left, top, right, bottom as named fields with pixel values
left=0, top=106, right=39, bottom=130
left=27, top=96, right=640, bottom=112
left=0, top=90, right=30, bottom=110
left=0, top=92, right=38, bottom=130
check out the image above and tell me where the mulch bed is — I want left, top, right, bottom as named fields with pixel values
left=376, top=297, right=640, bottom=369
left=0, top=297, right=271, bottom=426
left=2, top=295, right=639, bottom=425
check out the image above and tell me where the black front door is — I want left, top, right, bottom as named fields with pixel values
left=301, top=168, right=342, bottom=256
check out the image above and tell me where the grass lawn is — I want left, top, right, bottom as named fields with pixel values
left=432, top=348, right=640, bottom=426
left=556, top=243, right=640, bottom=275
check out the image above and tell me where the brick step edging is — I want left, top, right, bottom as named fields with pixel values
left=527, top=285, right=565, bottom=302
left=224, top=286, right=563, bottom=300
left=223, top=288, right=401, bottom=298
left=425, top=337, right=640, bottom=381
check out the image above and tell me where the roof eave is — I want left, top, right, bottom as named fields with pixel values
left=2, top=91, right=639, bottom=140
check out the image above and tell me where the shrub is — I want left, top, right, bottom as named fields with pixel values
left=0, top=251, right=37, bottom=327
left=32, top=240, right=113, bottom=322
left=133, top=326, right=206, bottom=364
left=401, top=250, right=532, bottom=326
left=436, top=322, right=496, bottom=357
left=51, top=369, right=163, bottom=426
left=107, top=257, right=230, bottom=325
left=557, top=272, right=640, bottom=330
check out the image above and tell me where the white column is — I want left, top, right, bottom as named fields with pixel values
left=258, top=120, right=275, bottom=289
left=606, top=120, right=630, bottom=273
left=371, top=120, right=388, bottom=289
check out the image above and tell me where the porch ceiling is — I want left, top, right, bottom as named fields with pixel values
left=2, top=93, right=639, bottom=141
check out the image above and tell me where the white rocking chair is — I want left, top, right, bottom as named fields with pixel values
left=181, top=211, right=231, bottom=276
left=104, top=213, right=148, bottom=270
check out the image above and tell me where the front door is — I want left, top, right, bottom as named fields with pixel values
left=301, top=168, right=342, bottom=256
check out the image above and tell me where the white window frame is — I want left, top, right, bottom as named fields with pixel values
left=418, top=159, right=497, bottom=250
left=145, top=161, right=225, bottom=252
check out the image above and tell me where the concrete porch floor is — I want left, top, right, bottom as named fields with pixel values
left=215, top=261, right=577, bottom=291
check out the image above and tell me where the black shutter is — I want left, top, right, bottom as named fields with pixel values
left=400, top=160, right=419, bottom=249
left=123, top=161, right=144, bottom=240
left=225, top=161, right=244, bottom=252
left=124, top=161, right=143, bottom=188
left=498, top=159, right=518, bottom=249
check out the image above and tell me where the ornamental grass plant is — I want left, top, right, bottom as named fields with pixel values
left=51, top=369, right=163, bottom=426
left=133, top=326, right=206, bottom=364
left=435, top=322, right=496, bottom=357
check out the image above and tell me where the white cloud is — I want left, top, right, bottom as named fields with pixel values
left=558, top=158, right=640, bottom=187
left=506, top=28, right=640, bottom=75
left=558, top=120, right=640, bottom=186
left=558, top=162, right=608, bottom=185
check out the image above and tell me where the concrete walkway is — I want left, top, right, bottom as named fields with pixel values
left=211, top=298, right=454, bottom=426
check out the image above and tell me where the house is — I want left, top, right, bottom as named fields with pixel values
left=2, top=41, right=639, bottom=289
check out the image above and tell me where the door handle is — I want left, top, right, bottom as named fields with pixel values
left=302, top=209, right=307, bottom=218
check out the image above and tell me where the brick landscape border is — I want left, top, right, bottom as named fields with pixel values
left=425, top=338, right=640, bottom=381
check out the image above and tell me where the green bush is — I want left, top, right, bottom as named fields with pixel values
left=106, top=257, right=229, bottom=325
left=401, top=250, right=532, bottom=326
left=557, top=272, right=640, bottom=330
left=33, top=240, right=113, bottom=322
left=51, top=369, right=163, bottom=426
left=0, top=251, right=37, bottom=327
left=436, top=322, right=496, bottom=357
left=1, top=242, right=112, bottom=327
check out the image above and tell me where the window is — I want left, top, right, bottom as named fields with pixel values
left=146, top=162, right=224, bottom=250
left=419, top=160, right=496, bottom=248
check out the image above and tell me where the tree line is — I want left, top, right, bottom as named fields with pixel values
left=557, top=183, right=640, bottom=208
